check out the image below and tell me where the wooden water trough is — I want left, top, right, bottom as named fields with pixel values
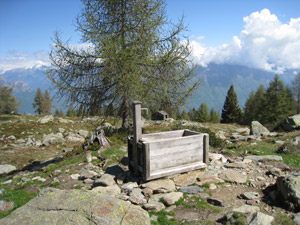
left=128, top=101, right=209, bottom=181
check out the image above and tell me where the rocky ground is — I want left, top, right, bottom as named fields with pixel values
left=0, top=114, right=300, bottom=224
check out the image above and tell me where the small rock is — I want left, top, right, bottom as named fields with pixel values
left=78, top=129, right=89, bottom=137
left=179, top=185, right=203, bottom=194
left=84, top=178, right=94, bottom=184
left=32, top=176, right=46, bottom=182
left=0, top=189, right=4, bottom=195
left=58, top=128, right=65, bottom=133
left=256, top=176, right=265, bottom=181
left=209, top=183, right=217, bottom=190
left=121, top=182, right=138, bottom=194
left=0, top=164, right=17, bottom=175
left=143, top=202, right=165, bottom=212
left=71, top=174, right=80, bottom=180
left=207, top=198, right=225, bottom=207
left=3, top=179, right=12, bottom=184
left=224, top=162, right=246, bottom=169
left=244, top=155, right=283, bottom=162
left=248, top=212, right=274, bottom=225
left=21, top=177, right=31, bottom=182
left=144, top=179, right=175, bottom=193
left=91, top=184, right=121, bottom=197
left=7, top=135, right=16, bottom=140
left=173, top=171, right=198, bottom=186
left=219, top=171, right=248, bottom=184
left=209, top=153, right=227, bottom=164
left=0, top=200, right=14, bottom=211
left=94, top=174, right=116, bottom=187
left=241, top=192, right=260, bottom=200
left=37, top=115, right=54, bottom=124
left=232, top=205, right=260, bottom=214
left=86, top=152, right=92, bottom=163
left=246, top=200, right=257, bottom=205
left=294, top=213, right=300, bottom=225
left=128, top=188, right=147, bottom=205
left=162, top=192, right=183, bottom=206
left=142, top=188, right=153, bottom=198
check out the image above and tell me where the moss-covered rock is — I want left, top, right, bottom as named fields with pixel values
left=0, top=188, right=150, bottom=225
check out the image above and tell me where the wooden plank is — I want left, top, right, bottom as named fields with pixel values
left=141, top=130, right=184, bottom=142
left=143, top=142, right=150, bottom=181
left=203, top=134, right=209, bottom=164
left=148, top=162, right=207, bottom=181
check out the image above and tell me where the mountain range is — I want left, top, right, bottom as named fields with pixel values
left=0, top=64, right=298, bottom=115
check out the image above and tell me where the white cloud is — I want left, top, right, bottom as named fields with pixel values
left=0, top=51, right=50, bottom=73
left=191, top=9, right=300, bottom=73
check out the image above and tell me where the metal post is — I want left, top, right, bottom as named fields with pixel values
left=132, top=100, right=142, bottom=175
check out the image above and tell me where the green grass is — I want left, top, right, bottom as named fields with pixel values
left=0, top=189, right=37, bottom=219
left=272, top=213, right=295, bottom=225
left=175, top=194, right=221, bottom=213
left=150, top=210, right=177, bottom=225
left=225, top=141, right=300, bottom=168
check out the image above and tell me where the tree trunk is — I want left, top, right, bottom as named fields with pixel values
left=121, top=98, right=130, bottom=129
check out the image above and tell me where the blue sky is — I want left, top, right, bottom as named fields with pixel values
left=1, top=0, right=300, bottom=73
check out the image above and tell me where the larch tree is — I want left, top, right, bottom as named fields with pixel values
left=47, top=0, right=200, bottom=129
left=262, top=75, right=295, bottom=125
left=0, top=86, right=20, bottom=114
left=33, top=88, right=44, bottom=115
left=209, top=107, right=220, bottom=123
left=221, top=85, right=242, bottom=123
left=196, top=103, right=209, bottom=122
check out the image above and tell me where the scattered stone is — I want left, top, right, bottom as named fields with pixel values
left=3, top=179, right=12, bottom=184
left=57, top=118, right=74, bottom=123
left=78, top=129, right=89, bottom=137
left=250, top=121, right=270, bottom=137
left=42, top=133, right=65, bottom=146
left=276, top=173, right=300, bottom=210
left=142, top=188, right=153, bottom=198
left=83, top=178, right=94, bottom=184
left=78, top=168, right=98, bottom=179
left=58, top=128, right=65, bottom=133
left=161, top=192, right=183, bottom=206
left=32, top=176, right=46, bottom=182
left=173, top=171, right=198, bottom=186
left=121, top=182, right=138, bottom=194
left=241, top=192, right=260, bottom=200
left=207, top=198, right=225, bottom=207
left=219, top=171, right=248, bottom=184
left=209, top=153, right=227, bottom=164
left=268, top=167, right=283, bottom=176
left=71, top=174, right=80, bottom=180
left=244, top=155, right=283, bottom=162
left=37, top=115, right=54, bottom=124
left=179, top=185, right=203, bottom=194
left=248, top=212, right=274, bottom=225
left=0, top=200, right=14, bottom=211
left=234, top=128, right=250, bottom=135
left=94, top=174, right=116, bottom=187
left=86, top=152, right=92, bottom=163
left=216, top=131, right=226, bottom=140
left=294, top=213, right=300, bottom=225
left=128, top=188, right=147, bottom=205
left=224, top=162, right=246, bottom=169
left=0, top=188, right=150, bottom=224
left=143, top=179, right=175, bottom=193
left=282, top=114, right=300, bottom=131
left=232, top=205, right=260, bottom=214
left=65, top=133, right=85, bottom=143
left=7, top=135, right=16, bottom=140
left=257, top=176, right=265, bottom=181
left=143, top=202, right=165, bottom=212
left=196, top=174, right=224, bottom=186
left=209, top=183, right=217, bottom=190
left=246, top=200, right=257, bottom=205
left=92, top=184, right=121, bottom=197
left=0, top=164, right=17, bottom=175
left=0, top=189, right=4, bottom=195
